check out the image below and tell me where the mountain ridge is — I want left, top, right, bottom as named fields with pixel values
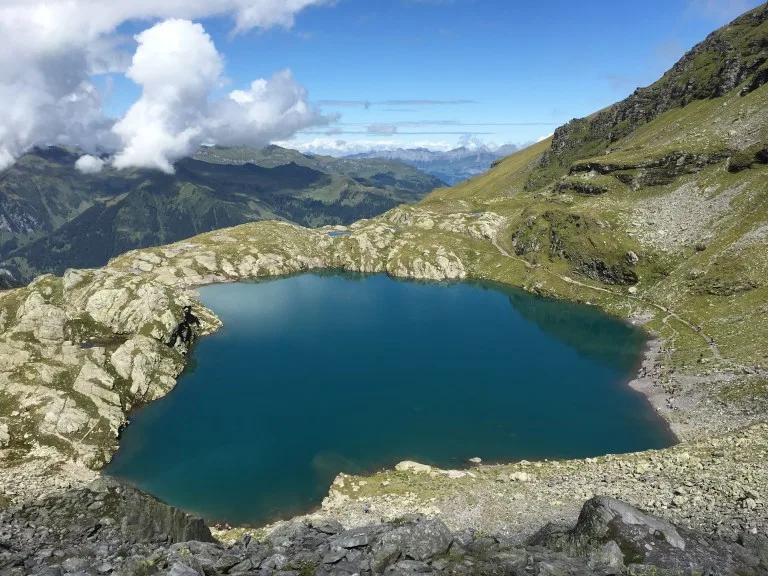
left=0, top=145, right=445, bottom=283
left=533, top=3, right=768, bottom=191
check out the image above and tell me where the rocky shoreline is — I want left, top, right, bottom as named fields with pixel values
left=626, top=337, right=680, bottom=442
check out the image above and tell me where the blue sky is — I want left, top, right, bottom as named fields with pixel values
left=104, top=0, right=763, bottom=154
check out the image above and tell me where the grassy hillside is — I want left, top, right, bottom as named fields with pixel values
left=417, top=4, right=768, bottom=420
left=0, top=146, right=444, bottom=282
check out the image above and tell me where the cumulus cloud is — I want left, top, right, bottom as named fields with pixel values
left=75, top=155, right=106, bottom=174
left=211, top=70, right=331, bottom=147
left=0, top=0, right=331, bottom=171
left=111, top=20, right=328, bottom=173
left=111, top=20, right=224, bottom=173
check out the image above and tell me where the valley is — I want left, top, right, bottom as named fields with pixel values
left=0, top=146, right=444, bottom=283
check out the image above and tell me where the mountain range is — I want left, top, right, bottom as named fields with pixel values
left=0, top=145, right=444, bottom=283
left=347, top=144, right=521, bottom=185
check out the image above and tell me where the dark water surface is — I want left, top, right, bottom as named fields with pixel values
left=107, top=273, right=672, bottom=525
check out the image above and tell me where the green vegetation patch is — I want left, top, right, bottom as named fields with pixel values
left=727, top=140, right=768, bottom=172
left=687, top=252, right=762, bottom=296
left=717, top=376, right=768, bottom=403
left=509, top=209, right=641, bottom=285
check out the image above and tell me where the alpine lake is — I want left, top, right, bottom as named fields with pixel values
left=107, top=273, right=674, bottom=526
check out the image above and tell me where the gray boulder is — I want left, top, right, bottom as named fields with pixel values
left=530, top=495, right=768, bottom=575
left=4, top=483, right=767, bottom=576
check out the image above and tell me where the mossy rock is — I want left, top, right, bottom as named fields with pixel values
left=544, top=211, right=640, bottom=285
left=727, top=141, right=768, bottom=173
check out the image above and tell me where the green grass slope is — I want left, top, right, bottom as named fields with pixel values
left=417, top=4, right=768, bottom=427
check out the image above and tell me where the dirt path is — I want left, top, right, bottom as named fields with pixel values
left=490, top=236, right=722, bottom=359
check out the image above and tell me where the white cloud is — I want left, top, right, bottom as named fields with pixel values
left=367, top=123, right=398, bottom=135
left=75, top=154, right=106, bottom=174
left=111, top=20, right=224, bottom=173
left=210, top=70, right=330, bottom=148
left=111, top=20, right=328, bottom=173
left=0, top=149, right=14, bottom=171
left=0, top=0, right=331, bottom=171
left=277, top=137, right=459, bottom=156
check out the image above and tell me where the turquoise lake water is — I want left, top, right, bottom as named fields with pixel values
left=107, top=273, right=673, bottom=525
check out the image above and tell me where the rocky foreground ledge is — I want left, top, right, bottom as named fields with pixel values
left=315, top=424, right=768, bottom=544
left=2, top=478, right=767, bottom=576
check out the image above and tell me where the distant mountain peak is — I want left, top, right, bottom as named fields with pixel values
left=345, top=144, right=523, bottom=185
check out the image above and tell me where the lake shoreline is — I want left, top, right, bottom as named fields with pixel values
left=107, top=274, right=668, bottom=527
left=626, top=336, right=681, bottom=445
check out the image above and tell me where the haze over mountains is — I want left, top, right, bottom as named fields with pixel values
left=0, top=145, right=444, bottom=283
left=347, top=144, right=522, bottom=185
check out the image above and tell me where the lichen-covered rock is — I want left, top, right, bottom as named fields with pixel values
left=0, top=341, right=30, bottom=370
left=41, top=397, right=91, bottom=435
left=72, top=361, right=123, bottom=430
left=0, top=271, right=220, bottom=483
left=111, top=336, right=182, bottom=401
left=64, top=269, right=180, bottom=338
left=13, top=291, right=67, bottom=343
left=0, top=421, right=9, bottom=447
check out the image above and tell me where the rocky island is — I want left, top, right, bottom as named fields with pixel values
left=1, top=4, right=768, bottom=575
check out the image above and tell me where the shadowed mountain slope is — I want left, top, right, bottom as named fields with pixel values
left=0, top=146, right=444, bottom=282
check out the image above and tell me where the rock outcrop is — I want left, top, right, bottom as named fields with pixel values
left=549, top=5, right=767, bottom=159
left=0, top=269, right=216, bottom=473
left=3, top=482, right=766, bottom=576
left=529, top=496, right=765, bottom=574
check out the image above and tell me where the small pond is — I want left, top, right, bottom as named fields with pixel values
left=107, top=273, right=672, bottom=525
